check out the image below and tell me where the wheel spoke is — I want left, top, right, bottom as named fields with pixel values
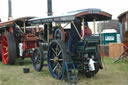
left=4, top=52, right=8, bottom=56
left=50, top=58, right=54, bottom=61
left=58, top=62, right=62, bottom=68
left=3, top=40, right=8, bottom=46
left=53, top=63, right=59, bottom=72
left=51, top=49, right=56, bottom=58
left=5, top=57, right=8, bottom=63
left=55, top=63, right=62, bottom=75
left=54, top=62, right=62, bottom=73
left=57, top=50, right=62, bottom=57
left=4, top=39, right=7, bottom=44
left=52, top=53, right=56, bottom=58
left=58, top=58, right=63, bottom=61
left=3, top=46, right=8, bottom=51
left=35, top=53, right=41, bottom=64
left=56, top=45, right=59, bottom=54
left=52, top=48, right=57, bottom=56
left=3, top=46, right=7, bottom=48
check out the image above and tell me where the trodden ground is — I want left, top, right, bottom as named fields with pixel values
left=0, top=57, right=128, bottom=85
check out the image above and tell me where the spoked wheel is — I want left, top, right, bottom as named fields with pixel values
left=48, top=40, right=66, bottom=79
left=1, top=33, right=16, bottom=65
left=32, top=47, right=44, bottom=71
left=53, top=26, right=65, bottom=41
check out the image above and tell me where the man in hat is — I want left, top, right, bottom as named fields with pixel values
left=81, top=22, right=92, bottom=36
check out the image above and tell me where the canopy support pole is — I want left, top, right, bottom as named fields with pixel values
left=93, top=19, right=96, bottom=34
left=47, top=23, right=50, bottom=42
left=36, top=24, right=39, bottom=32
left=82, top=18, right=85, bottom=40
left=23, top=21, right=26, bottom=33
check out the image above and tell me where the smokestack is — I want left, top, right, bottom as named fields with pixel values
left=47, top=0, right=53, bottom=16
left=8, top=0, right=12, bottom=20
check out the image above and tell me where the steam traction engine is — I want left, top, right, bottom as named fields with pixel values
left=0, top=17, right=38, bottom=64
left=29, top=8, right=112, bottom=81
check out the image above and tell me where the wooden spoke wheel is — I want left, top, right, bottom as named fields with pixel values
left=1, top=33, right=16, bottom=65
left=53, top=26, right=65, bottom=41
left=48, top=40, right=67, bottom=79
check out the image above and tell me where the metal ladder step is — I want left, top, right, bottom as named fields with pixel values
left=62, top=60, right=78, bottom=85
left=69, top=76, right=77, bottom=79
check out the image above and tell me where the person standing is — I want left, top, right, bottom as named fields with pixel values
left=81, top=22, right=92, bottom=36
left=67, top=18, right=81, bottom=56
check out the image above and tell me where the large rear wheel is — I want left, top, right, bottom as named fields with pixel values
left=1, top=33, right=17, bottom=64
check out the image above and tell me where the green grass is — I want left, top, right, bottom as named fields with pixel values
left=0, top=58, right=128, bottom=85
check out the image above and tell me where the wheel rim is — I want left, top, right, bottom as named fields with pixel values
left=1, top=35, right=8, bottom=64
left=54, top=29, right=62, bottom=40
left=53, top=27, right=65, bottom=41
left=32, top=48, right=41, bottom=70
left=48, top=41, right=64, bottom=78
left=96, top=45, right=103, bottom=69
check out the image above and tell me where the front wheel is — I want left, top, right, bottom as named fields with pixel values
left=85, top=63, right=99, bottom=78
left=32, top=47, right=44, bottom=71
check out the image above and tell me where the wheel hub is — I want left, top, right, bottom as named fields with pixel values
left=53, top=57, right=58, bottom=62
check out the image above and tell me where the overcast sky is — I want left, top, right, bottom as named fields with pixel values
left=0, top=0, right=128, bottom=21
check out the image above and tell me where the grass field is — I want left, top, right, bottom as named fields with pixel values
left=0, top=57, right=128, bottom=85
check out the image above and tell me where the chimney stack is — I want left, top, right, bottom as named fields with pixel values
left=47, top=0, right=53, bottom=16
left=8, top=0, right=12, bottom=20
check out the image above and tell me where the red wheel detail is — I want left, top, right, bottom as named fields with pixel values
left=1, top=35, right=9, bottom=64
left=1, top=33, right=17, bottom=65
left=1, top=33, right=16, bottom=65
